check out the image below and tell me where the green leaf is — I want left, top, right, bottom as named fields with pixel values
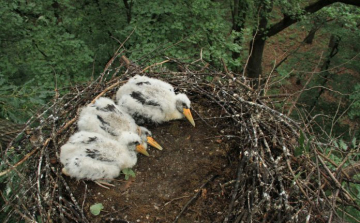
left=351, top=138, right=356, bottom=148
left=90, top=203, right=104, bottom=216
left=339, top=139, right=347, bottom=151
left=122, top=168, right=136, bottom=180
left=294, top=146, right=302, bottom=157
left=205, top=75, right=213, bottom=82
left=299, top=131, right=305, bottom=148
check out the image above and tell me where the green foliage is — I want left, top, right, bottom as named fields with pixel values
left=0, top=0, right=252, bottom=122
left=319, top=138, right=360, bottom=222
left=0, top=1, right=94, bottom=86
left=90, top=203, right=104, bottom=216
left=349, top=84, right=360, bottom=119
left=281, top=3, right=360, bottom=141
left=294, top=131, right=310, bottom=157
left=122, top=168, right=136, bottom=180
left=0, top=146, right=32, bottom=222
left=0, top=74, right=53, bottom=122
left=114, top=0, right=238, bottom=69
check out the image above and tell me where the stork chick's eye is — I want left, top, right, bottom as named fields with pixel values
left=176, top=100, right=187, bottom=113
left=128, top=141, right=141, bottom=146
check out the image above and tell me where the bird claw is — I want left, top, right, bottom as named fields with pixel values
left=94, top=180, right=115, bottom=189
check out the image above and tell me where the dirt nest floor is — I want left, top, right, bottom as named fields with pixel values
left=67, top=100, right=236, bottom=223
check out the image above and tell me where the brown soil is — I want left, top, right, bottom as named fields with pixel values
left=66, top=98, right=238, bottom=223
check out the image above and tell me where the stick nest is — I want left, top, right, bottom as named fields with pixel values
left=1, top=55, right=359, bottom=223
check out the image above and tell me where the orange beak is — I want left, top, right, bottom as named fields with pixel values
left=136, top=144, right=149, bottom=156
left=183, top=108, right=195, bottom=127
left=147, top=136, right=163, bottom=150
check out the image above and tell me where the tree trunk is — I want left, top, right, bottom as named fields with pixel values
left=247, top=37, right=266, bottom=79
left=246, top=1, right=273, bottom=82
left=304, top=27, right=318, bottom=44
left=123, top=0, right=133, bottom=24
left=307, top=34, right=341, bottom=114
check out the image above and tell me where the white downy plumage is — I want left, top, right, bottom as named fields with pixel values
left=60, top=131, right=143, bottom=181
left=116, top=75, right=195, bottom=127
left=77, top=97, right=162, bottom=151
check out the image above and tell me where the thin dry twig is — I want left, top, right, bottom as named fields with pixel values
left=173, top=175, right=218, bottom=223
left=141, top=59, right=170, bottom=73
left=287, top=52, right=323, bottom=116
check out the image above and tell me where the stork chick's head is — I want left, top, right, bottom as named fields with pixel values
left=94, top=97, right=115, bottom=107
left=175, top=93, right=195, bottom=127
left=138, top=126, right=163, bottom=150
left=120, top=132, right=149, bottom=157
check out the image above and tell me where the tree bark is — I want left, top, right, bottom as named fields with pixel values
left=307, top=34, right=341, bottom=114
left=246, top=1, right=273, bottom=80
left=266, top=0, right=360, bottom=39
left=123, top=0, right=133, bottom=24
left=304, top=27, right=318, bottom=44
left=247, top=37, right=266, bottom=80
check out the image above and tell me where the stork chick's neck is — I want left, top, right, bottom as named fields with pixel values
left=165, top=110, right=184, bottom=121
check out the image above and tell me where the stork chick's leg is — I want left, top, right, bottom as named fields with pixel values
left=94, top=180, right=115, bottom=189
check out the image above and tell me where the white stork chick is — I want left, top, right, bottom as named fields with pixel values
left=77, top=97, right=162, bottom=152
left=60, top=131, right=146, bottom=182
left=116, top=75, right=195, bottom=127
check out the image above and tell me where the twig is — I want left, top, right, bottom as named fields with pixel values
left=223, top=152, right=249, bottom=223
left=57, top=116, right=77, bottom=135
left=262, top=55, right=277, bottom=95
left=172, top=175, right=218, bottom=223
left=336, top=207, right=360, bottom=223
left=0, top=138, right=51, bottom=177
left=225, top=71, right=254, bottom=92
left=287, top=52, right=323, bottom=116
left=141, top=59, right=170, bottom=73
left=164, top=196, right=190, bottom=207
left=102, top=28, right=136, bottom=74
left=316, top=150, right=354, bottom=201
left=91, top=80, right=126, bottom=104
